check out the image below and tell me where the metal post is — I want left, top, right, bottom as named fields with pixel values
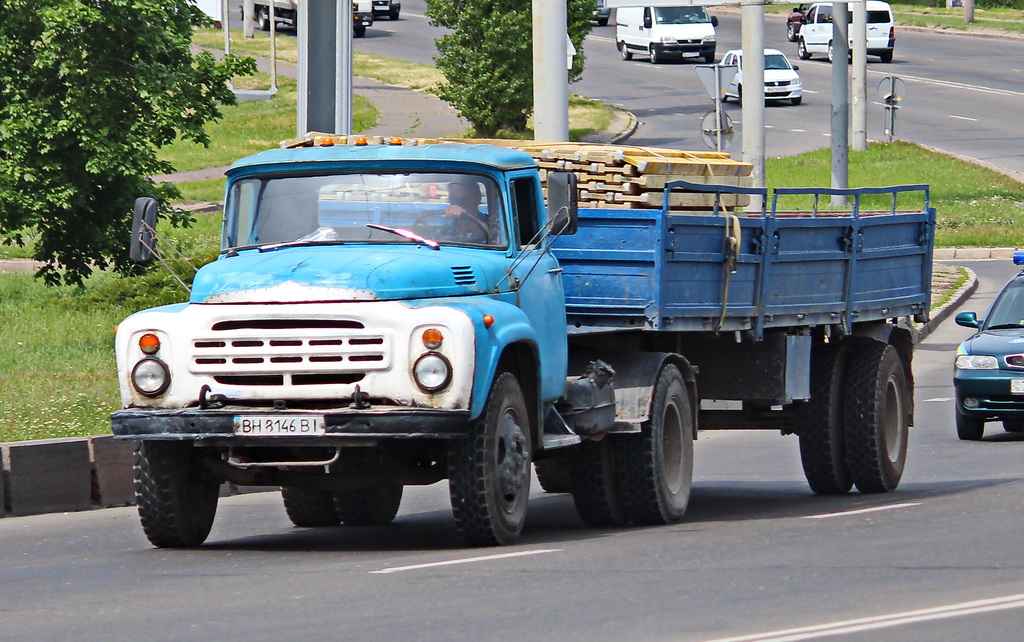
left=243, top=0, right=255, bottom=38
left=337, top=0, right=353, bottom=134
left=298, top=0, right=347, bottom=136
left=851, top=0, right=867, bottom=151
left=830, top=1, right=850, bottom=207
left=740, top=0, right=765, bottom=202
left=714, top=67, right=723, bottom=152
left=532, top=0, right=569, bottom=141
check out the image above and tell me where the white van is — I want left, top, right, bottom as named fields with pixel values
left=796, top=1, right=895, bottom=63
left=616, top=6, right=718, bottom=64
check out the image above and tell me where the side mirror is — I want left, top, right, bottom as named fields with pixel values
left=643, top=8, right=652, bottom=29
left=130, top=197, right=158, bottom=264
left=547, top=172, right=578, bottom=237
left=711, top=15, right=718, bottom=27
left=955, top=312, right=980, bottom=329
left=792, top=64, right=799, bottom=70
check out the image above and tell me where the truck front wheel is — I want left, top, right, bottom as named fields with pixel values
left=448, top=372, right=532, bottom=546
left=844, top=343, right=910, bottom=492
left=354, top=24, right=366, bottom=37
left=616, top=364, right=693, bottom=525
left=334, top=485, right=403, bottom=525
left=281, top=487, right=342, bottom=527
left=134, top=441, right=220, bottom=548
left=798, top=343, right=854, bottom=494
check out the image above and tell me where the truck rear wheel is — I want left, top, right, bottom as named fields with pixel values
left=570, top=437, right=627, bottom=527
left=281, top=487, right=341, bottom=527
left=448, top=372, right=532, bottom=545
left=333, top=485, right=403, bottom=525
left=535, top=459, right=572, bottom=493
left=134, top=441, right=220, bottom=548
left=798, top=343, right=853, bottom=494
left=844, top=344, right=909, bottom=493
left=616, top=364, right=693, bottom=525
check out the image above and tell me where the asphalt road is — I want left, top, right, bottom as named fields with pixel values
left=351, top=1, right=1024, bottom=176
left=3, top=259, right=1023, bottom=640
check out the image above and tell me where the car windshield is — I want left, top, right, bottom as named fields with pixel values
left=654, top=6, right=710, bottom=24
left=765, top=54, right=792, bottom=70
left=986, top=281, right=1024, bottom=329
left=223, top=171, right=508, bottom=251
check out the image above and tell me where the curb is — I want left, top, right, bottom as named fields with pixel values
left=918, top=267, right=978, bottom=342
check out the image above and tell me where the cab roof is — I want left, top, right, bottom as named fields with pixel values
left=227, top=141, right=539, bottom=176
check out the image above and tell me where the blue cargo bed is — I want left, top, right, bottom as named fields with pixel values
left=552, top=181, right=935, bottom=337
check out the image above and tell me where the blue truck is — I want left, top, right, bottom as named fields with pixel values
left=113, top=137, right=935, bottom=547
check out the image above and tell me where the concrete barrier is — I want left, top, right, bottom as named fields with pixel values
left=1, top=437, right=92, bottom=516
left=89, top=435, right=136, bottom=508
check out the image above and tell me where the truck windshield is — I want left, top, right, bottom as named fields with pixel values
left=654, top=6, right=711, bottom=24
left=223, top=172, right=508, bottom=250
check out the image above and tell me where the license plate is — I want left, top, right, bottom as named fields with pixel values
left=1012, top=379, right=1024, bottom=395
left=233, top=415, right=326, bottom=436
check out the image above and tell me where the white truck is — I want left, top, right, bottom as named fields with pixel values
left=249, top=0, right=373, bottom=37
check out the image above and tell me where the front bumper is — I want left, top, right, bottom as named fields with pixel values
left=654, top=42, right=715, bottom=57
left=954, top=371, right=1024, bottom=418
left=111, top=406, right=470, bottom=441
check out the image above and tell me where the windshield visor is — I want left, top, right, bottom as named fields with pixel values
left=223, top=172, right=508, bottom=250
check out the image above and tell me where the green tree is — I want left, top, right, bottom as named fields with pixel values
left=0, top=0, right=254, bottom=286
left=426, top=0, right=594, bottom=137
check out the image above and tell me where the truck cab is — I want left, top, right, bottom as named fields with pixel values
left=115, top=139, right=578, bottom=548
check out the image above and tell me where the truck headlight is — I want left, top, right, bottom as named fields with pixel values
left=131, top=357, right=170, bottom=396
left=413, top=353, right=452, bottom=392
left=955, top=354, right=999, bottom=370
left=703, top=35, right=716, bottom=42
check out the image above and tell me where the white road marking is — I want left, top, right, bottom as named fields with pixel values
left=802, top=502, right=921, bottom=519
left=950, top=114, right=979, bottom=122
left=706, top=593, right=1024, bottom=642
left=790, top=128, right=806, bottom=132
left=925, top=397, right=954, bottom=402
left=370, top=548, right=562, bottom=574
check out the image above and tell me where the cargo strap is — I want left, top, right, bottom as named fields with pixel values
left=716, top=214, right=742, bottom=332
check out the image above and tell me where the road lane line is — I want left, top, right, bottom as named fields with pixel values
left=950, top=114, right=979, bottom=122
left=370, top=548, right=562, bottom=574
left=925, top=397, right=954, bottom=402
left=802, top=502, right=921, bottom=519
left=705, top=593, right=1024, bottom=642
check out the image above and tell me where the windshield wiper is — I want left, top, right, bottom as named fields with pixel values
left=987, top=323, right=1024, bottom=330
left=366, top=224, right=440, bottom=250
left=255, top=239, right=348, bottom=253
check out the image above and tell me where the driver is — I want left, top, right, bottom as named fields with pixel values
left=442, top=181, right=488, bottom=243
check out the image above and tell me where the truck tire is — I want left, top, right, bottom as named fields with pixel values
left=333, top=485, right=403, bottom=525
left=619, top=42, right=632, bottom=61
left=844, top=343, right=909, bottom=493
left=134, top=441, right=220, bottom=548
left=448, top=372, right=532, bottom=545
left=388, top=8, right=400, bottom=19
left=649, top=45, right=662, bottom=64
left=570, top=437, right=627, bottom=527
left=256, top=6, right=270, bottom=31
left=616, top=364, right=693, bottom=525
left=354, top=24, right=366, bottom=37
left=281, top=487, right=341, bottom=527
left=798, top=343, right=853, bottom=494
left=535, top=459, right=572, bottom=493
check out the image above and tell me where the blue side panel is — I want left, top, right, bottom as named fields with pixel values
left=553, top=208, right=661, bottom=326
left=553, top=181, right=935, bottom=338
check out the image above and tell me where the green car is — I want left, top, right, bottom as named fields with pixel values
left=954, top=253, right=1024, bottom=440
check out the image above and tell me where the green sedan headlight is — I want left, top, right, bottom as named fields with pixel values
left=955, top=354, right=999, bottom=370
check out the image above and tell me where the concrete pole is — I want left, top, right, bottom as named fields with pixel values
left=830, top=2, right=850, bottom=206
left=851, top=0, right=867, bottom=151
left=740, top=0, right=765, bottom=197
left=532, top=0, right=569, bottom=142
left=243, top=0, right=255, bottom=38
left=336, top=0, right=353, bottom=134
left=964, top=0, right=975, bottom=24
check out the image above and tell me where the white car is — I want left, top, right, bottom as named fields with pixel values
left=720, top=48, right=803, bottom=106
